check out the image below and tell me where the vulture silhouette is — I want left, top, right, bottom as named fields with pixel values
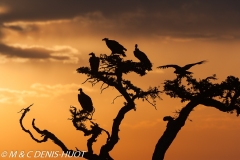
left=102, top=38, right=127, bottom=57
left=134, top=44, right=152, bottom=70
left=89, top=52, right=100, bottom=74
left=157, top=60, right=207, bottom=77
left=78, top=88, right=94, bottom=113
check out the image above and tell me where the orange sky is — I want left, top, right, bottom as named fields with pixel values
left=1, top=1, right=240, bottom=160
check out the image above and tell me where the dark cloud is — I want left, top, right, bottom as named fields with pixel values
left=0, top=23, right=39, bottom=42
left=0, top=30, right=3, bottom=39
left=3, top=25, right=24, bottom=32
left=0, top=24, right=5, bottom=39
left=1, top=0, right=239, bottom=21
left=0, top=43, right=78, bottom=62
left=2, top=23, right=39, bottom=32
left=1, top=0, right=151, bottom=22
left=0, top=0, right=240, bottom=39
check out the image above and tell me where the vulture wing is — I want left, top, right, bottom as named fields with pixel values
left=157, top=64, right=180, bottom=69
left=89, top=57, right=95, bottom=71
left=134, top=49, right=148, bottom=62
left=182, top=60, right=207, bottom=70
left=78, top=94, right=85, bottom=109
left=134, top=48, right=152, bottom=69
left=94, top=57, right=100, bottom=72
left=111, top=40, right=127, bottom=51
left=107, top=40, right=127, bottom=56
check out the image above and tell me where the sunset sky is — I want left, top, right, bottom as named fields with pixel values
left=1, top=1, right=240, bottom=160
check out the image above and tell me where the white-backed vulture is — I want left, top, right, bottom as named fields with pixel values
left=89, top=52, right=100, bottom=74
left=78, top=88, right=94, bottom=113
left=134, top=44, right=152, bottom=70
left=157, top=60, right=207, bottom=76
left=102, top=38, right=127, bottom=57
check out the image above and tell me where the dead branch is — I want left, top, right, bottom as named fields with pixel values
left=101, top=84, right=110, bottom=94
left=101, top=128, right=111, bottom=143
left=82, top=77, right=93, bottom=84
left=112, top=95, right=123, bottom=104
left=144, top=97, right=157, bottom=110
left=18, top=104, right=43, bottom=143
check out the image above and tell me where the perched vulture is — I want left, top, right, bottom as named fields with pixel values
left=78, top=88, right=94, bottom=113
left=157, top=60, right=207, bottom=77
left=89, top=52, right=100, bottom=74
left=102, top=38, right=127, bottom=57
left=134, top=44, right=152, bottom=70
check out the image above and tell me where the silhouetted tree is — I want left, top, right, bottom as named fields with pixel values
left=152, top=74, right=240, bottom=160
left=18, top=46, right=161, bottom=159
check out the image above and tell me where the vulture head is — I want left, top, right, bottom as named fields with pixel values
left=78, top=88, right=83, bottom=93
left=102, top=38, right=108, bottom=41
left=89, top=52, right=95, bottom=56
left=135, top=44, right=139, bottom=51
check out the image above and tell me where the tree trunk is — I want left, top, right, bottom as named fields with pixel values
left=152, top=100, right=199, bottom=160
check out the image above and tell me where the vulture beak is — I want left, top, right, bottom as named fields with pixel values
left=102, top=38, right=107, bottom=41
left=89, top=52, right=93, bottom=55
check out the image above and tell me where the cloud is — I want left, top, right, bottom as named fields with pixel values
left=3, top=22, right=39, bottom=32
left=0, top=1, right=240, bottom=40
left=0, top=26, right=5, bottom=39
left=30, top=83, right=95, bottom=97
left=0, top=5, right=9, bottom=15
left=0, top=43, right=79, bottom=63
left=0, top=83, right=95, bottom=105
left=0, top=88, right=38, bottom=105
left=0, top=55, right=9, bottom=63
left=193, top=115, right=240, bottom=130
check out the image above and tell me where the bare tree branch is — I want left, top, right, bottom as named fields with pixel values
left=112, top=95, right=123, bottom=104
left=18, top=104, right=44, bottom=143
left=144, top=97, right=157, bottom=110
left=82, top=77, right=92, bottom=84
left=101, top=84, right=110, bottom=93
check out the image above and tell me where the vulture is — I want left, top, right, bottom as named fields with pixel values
left=157, top=60, right=207, bottom=77
left=78, top=88, right=94, bottom=113
left=89, top=52, right=100, bottom=74
left=102, top=38, right=127, bottom=57
left=134, top=44, right=152, bottom=70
